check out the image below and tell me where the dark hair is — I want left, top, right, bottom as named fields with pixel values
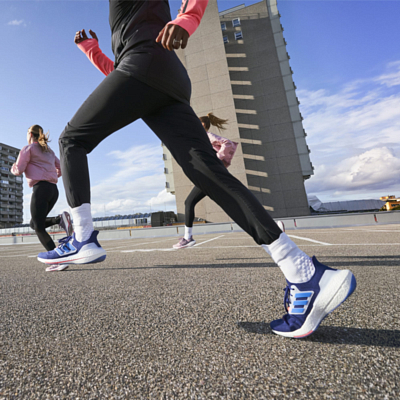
left=28, top=125, right=50, bottom=152
left=199, top=113, right=228, bottom=131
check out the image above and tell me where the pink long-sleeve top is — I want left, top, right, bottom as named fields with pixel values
left=77, top=0, right=208, bottom=77
left=207, top=132, right=238, bottom=168
left=11, top=142, right=61, bottom=188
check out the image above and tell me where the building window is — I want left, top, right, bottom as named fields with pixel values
left=163, top=154, right=167, bottom=160
left=15, top=177, right=22, bottom=182
left=232, top=18, right=241, bottom=27
left=221, top=22, right=226, bottom=31
left=1, top=180, right=9, bottom=185
left=234, top=31, right=243, bottom=40
left=165, top=182, right=170, bottom=189
left=164, top=167, right=168, bottom=174
left=8, top=155, right=16, bottom=161
left=223, top=35, right=229, bottom=44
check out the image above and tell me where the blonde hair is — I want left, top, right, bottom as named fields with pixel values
left=28, top=125, right=50, bottom=152
left=199, top=113, right=228, bottom=131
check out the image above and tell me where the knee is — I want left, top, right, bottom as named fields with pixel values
left=30, top=219, right=44, bottom=233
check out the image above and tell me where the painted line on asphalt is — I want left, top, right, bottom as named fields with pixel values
left=120, top=235, right=225, bottom=253
left=288, top=234, right=333, bottom=245
left=121, top=248, right=176, bottom=253
left=104, top=237, right=181, bottom=251
left=192, top=235, right=225, bottom=247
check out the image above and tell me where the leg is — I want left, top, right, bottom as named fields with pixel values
left=144, top=102, right=281, bottom=245
left=184, top=186, right=206, bottom=227
left=59, top=71, right=173, bottom=241
left=144, top=101, right=356, bottom=338
left=30, top=182, right=59, bottom=251
left=59, top=71, right=163, bottom=208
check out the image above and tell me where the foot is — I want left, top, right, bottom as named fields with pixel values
left=46, top=264, right=69, bottom=272
left=270, top=256, right=356, bottom=338
left=37, top=230, right=106, bottom=265
left=172, top=236, right=196, bottom=249
left=277, top=220, right=285, bottom=232
left=59, top=211, right=73, bottom=236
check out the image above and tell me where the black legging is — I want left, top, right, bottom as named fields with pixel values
left=185, top=186, right=206, bottom=228
left=59, top=71, right=281, bottom=245
left=30, top=181, right=60, bottom=251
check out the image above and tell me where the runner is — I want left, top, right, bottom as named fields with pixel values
left=11, top=125, right=73, bottom=272
left=173, top=113, right=237, bottom=249
left=37, top=0, right=356, bottom=338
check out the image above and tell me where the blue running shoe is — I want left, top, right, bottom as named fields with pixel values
left=270, top=256, right=356, bottom=338
left=37, top=230, right=106, bottom=266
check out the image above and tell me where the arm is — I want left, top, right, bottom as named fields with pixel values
left=156, top=0, right=209, bottom=51
left=75, top=30, right=114, bottom=76
left=207, top=132, right=238, bottom=167
left=11, top=146, right=30, bottom=176
left=169, top=0, right=209, bottom=36
left=55, top=156, right=62, bottom=178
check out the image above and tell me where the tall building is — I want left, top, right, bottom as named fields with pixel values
left=163, top=0, right=313, bottom=222
left=0, top=143, right=23, bottom=228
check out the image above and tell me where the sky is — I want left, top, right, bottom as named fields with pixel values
left=0, top=0, right=399, bottom=223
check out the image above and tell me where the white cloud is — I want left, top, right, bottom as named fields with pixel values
left=89, top=144, right=176, bottom=217
left=7, top=20, right=25, bottom=26
left=22, top=143, right=175, bottom=223
left=300, top=60, right=400, bottom=201
left=306, top=147, right=400, bottom=196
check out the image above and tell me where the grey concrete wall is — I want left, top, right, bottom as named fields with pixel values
left=2, top=211, right=400, bottom=245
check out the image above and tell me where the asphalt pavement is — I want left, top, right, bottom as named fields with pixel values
left=1, top=225, right=399, bottom=399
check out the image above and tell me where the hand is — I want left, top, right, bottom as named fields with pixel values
left=74, top=29, right=98, bottom=45
left=156, top=24, right=189, bottom=51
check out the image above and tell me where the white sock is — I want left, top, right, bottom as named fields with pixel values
left=262, top=232, right=315, bottom=283
left=70, top=203, right=94, bottom=242
left=184, top=226, right=193, bottom=240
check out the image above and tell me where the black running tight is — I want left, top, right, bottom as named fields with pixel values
left=59, top=70, right=281, bottom=245
left=185, top=186, right=206, bottom=227
left=30, top=181, right=60, bottom=251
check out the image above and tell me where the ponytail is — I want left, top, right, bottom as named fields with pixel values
left=199, top=113, right=228, bottom=131
left=28, top=125, right=50, bottom=152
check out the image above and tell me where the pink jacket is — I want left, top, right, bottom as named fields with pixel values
left=77, top=0, right=208, bottom=76
left=207, top=132, right=238, bottom=168
left=11, top=143, right=61, bottom=188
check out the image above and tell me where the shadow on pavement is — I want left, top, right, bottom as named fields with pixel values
left=68, top=262, right=278, bottom=272
left=311, top=255, right=400, bottom=268
left=237, top=322, right=400, bottom=347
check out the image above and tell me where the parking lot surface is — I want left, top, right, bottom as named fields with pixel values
left=1, top=225, right=399, bottom=399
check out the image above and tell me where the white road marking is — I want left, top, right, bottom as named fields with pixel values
left=104, top=237, right=177, bottom=251
left=287, top=234, right=333, bottom=246
left=192, top=235, right=225, bottom=247
left=121, top=248, right=176, bottom=253
left=120, top=235, right=225, bottom=253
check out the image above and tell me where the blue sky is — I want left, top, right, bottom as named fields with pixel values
left=0, top=1, right=399, bottom=222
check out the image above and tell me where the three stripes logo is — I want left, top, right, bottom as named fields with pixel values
left=288, top=289, right=314, bottom=315
left=55, top=241, right=77, bottom=257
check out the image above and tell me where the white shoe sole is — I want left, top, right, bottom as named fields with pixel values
left=173, top=240, right=196, bottom=249
left=273, top=269, right=356, bottom=338
left=38, top=244, right=106, bottom=265
left=60, top=212, right=73, bottom=236
left=46, top=264, right=69, bottom=272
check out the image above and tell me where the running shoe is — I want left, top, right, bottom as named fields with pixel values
left=172, top=236, right=196, bottom=249
left=59, top=211, right=73, bottom=236
left=45, top=264, right=69, bottom=272
left=277, top=220, right=285, bottom=232
left=37, top=230, right=106, bottom=265
left=270, top=256, right=356, bottom=338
